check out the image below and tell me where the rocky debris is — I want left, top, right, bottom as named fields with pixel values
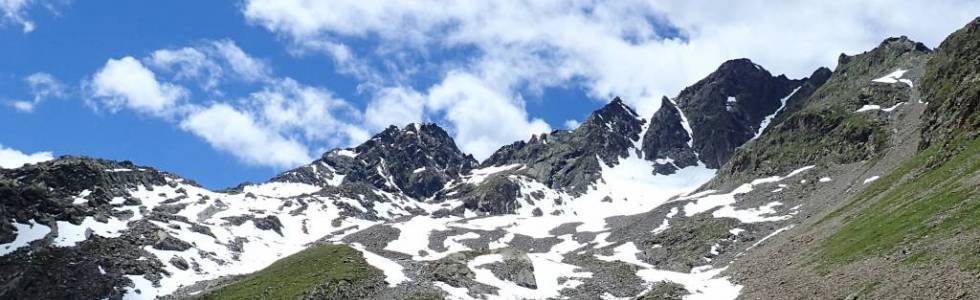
left=675, top=58, right=804, bottom=169
left=560, top=254, right=646, bottom=299
left=170, top=256, right=189, bottom=271
left=506, top=234, right=562, bottom=253
left=153, top=233, right=193, bottom=252
left=643, top=97, right=699, bottom=174
left=460, top=175, right=522, bottom=215
left=424, top=252, right=478, bottom=288
left=342, top=224, right=401, bottom=250
left=638, top=214, right=739, bottom=272
left=636, top=281, right=689, bottom=300
left=0, top=221, right=168, bottom=300
left=484, top=249, right=537, bottom=289
left=251, top=215, right=283, bottom=236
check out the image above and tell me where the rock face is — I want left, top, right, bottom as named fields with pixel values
left=642, top=97, right=699, bottom=174
left=674, top=58, right=804, bottom=168
left=920, top=17, right=980, bottom=159
left=273, top=123, right=478, bottom=199
left=482, top=98, right=645, bottom=194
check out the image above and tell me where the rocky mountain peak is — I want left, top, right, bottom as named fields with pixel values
left=587, top=97, right=641, bottom=122
left=273, top=122, right=477, bottom=199
left=674, top=58, right=804, bottom=169
left=577, top=97, right=646, bottom=160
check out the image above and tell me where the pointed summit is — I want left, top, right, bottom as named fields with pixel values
left=272, top=122, right=477, bottom=199
left=482, top=97, right=645, bottom=194
left=674, top=58, right=804, bottom=168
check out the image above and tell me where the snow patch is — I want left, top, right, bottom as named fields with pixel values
left=352, top=243, right=408, bottom=287
left=871, top=69, right=913, bottom=88
left=0, top=220, right=52, bottom=256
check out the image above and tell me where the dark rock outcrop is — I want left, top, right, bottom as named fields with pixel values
left=920, top=17, right=980, bottom=161
left=642, top=97, right=699, bottom=174
left=675, top=58, right=804, bottom=168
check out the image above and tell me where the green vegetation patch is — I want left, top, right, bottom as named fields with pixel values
left=202, top=244, right=382, bottom=300
left=818, top=136, right=980, bottom=267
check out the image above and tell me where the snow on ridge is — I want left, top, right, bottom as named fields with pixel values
left=668, top=97, right=695, bottom=148
left=754, top=87, right=801, bottom=139
left=683, top=165, right=814, bottom=223
left=872, top=69, right=913, bottom=88
left=242, top=181, right=322, bottom=198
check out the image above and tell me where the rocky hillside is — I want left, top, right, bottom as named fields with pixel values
left=722, top=17, right=980, bottom=299
left=2, top=16, right=980, bottom=300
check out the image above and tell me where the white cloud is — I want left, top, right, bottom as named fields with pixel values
left=1, top=0, right=66, bottom=33
left=180, top=104, right=312, bottom=168
left=243, top=0, right=980, bottom=120
left=425, top=71, right=550, bottom=160
left=90, top=57, right=188, bottom=116
left=87, top=42, right=369, bottom=169
left=147, top=47, right=222, bottom=90
left=11, top=72, right=65, bottom=112
left=563, top=119, right=580, bottom=130
left=246, top=78, right=367, bottom=146
left=146, top=40, right=271, bottom=91
left=1, top=0, right=35, bottom=32
left=364, top=86, right=425, bottom=130
left=0, top=144, right=52, bottom=168
left=211, top=40, right=271, bottom=82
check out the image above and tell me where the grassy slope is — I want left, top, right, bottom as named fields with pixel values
left=818, top=137, right=980, bottom=268
left=201, top=244, right=382, bottom=300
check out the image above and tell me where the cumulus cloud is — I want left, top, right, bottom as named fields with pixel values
left=0, top=144, right=52, bottom=168
left=86, top=41, right=368, bottom=169
left=243, top=0, right=980, bottom=126
left=11, top=72, right=65, bottom=112
left=180, top=104, right=312, bottom=168
left=89, top=57, right=189, bottom=116
left=425, top=72, right=551, bottom=159
left=364, top=86, right=425, bottom=130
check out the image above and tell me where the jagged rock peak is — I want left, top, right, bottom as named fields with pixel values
left=587, top=97, right=641, bottom=122
left=578, top=96, right=646, bottom=146
left=479, top=97, right=647, bottom=194
left=642, top=97, right=699, bottom=174
left=272, top=122, right=477, bottom=200
left=674, top=58, right=803, bottom=169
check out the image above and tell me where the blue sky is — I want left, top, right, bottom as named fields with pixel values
left=2, top=1, right=978, bottom=189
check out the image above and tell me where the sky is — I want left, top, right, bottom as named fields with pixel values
left=1, top=1, right=979, bottom=189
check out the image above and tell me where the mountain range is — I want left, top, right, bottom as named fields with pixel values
left=2, top=16, right=980, bottom=300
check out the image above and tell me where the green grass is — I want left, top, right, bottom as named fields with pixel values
left=818, top=136, right=980, bottom=267
left=202, top=244, right=381, bottom=300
